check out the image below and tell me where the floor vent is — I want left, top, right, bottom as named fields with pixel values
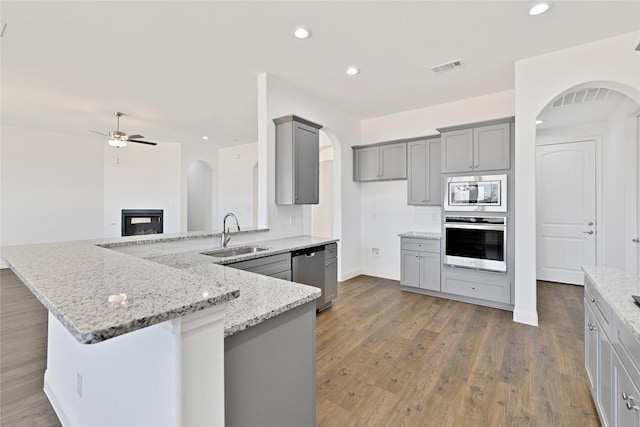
left=430, top=58, right=463, bottom=74
left=552, top=87, right=610, bottom=107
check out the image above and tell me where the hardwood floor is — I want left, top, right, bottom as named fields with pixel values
left=1, top=270, right=597, bottom=426
left=316, top=276, right=599, bottom=427
left=0, top=269, right=61, bottom=427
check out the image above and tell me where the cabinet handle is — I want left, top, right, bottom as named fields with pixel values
left=627, top=400, right=639, bottom=411
left=622, top=392, right=630, bottom=400
left=583, top=230, right=594, bottom=235
left=633, top=238, right=640, bottom=243
left=474, top=164, right=478, bottom=168
left=468, top=165, right=473, bottom=169
left=591, top=297, right=596, bottom=303
left=588, top=322, right=598, bottom=331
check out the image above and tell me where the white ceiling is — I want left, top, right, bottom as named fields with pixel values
left=1, top=1, right=639, bottom=148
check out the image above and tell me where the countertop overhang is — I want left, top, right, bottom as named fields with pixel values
left=1, top=233, right=337, bottom=344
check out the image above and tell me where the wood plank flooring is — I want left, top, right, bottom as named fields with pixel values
left=0, top=269, right=61, bottom=427
left=1, top=270, right=598, bottom=426
left=316, top=276, right=599, bottom=427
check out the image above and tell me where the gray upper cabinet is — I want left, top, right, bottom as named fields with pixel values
left=407, top=138, right=441, bottom=206
left=274, top=115, right=323, bottom=205
left=441, top=122, right=511, bottom=173
left=353, top=141, right=407, bottom=181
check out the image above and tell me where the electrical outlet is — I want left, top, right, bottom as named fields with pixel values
left=76, top=372, right=83, bottom=398
left=372, top=248, right=380, bottom=256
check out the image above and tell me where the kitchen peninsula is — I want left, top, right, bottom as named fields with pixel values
left=1, top=231, right=337, bottom=427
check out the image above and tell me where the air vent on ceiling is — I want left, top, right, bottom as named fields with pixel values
left=551, top=87, right=610, bottom=108
left=430, top=58, right=463, bottom=74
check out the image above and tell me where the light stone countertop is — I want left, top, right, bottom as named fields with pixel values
left=398, top=231, right=442, bottom=240
left=1, top=233, right=336, bottom=344
left=582, top=265, right=640, bottom=342
left=146, top=235, right=338, bottom=336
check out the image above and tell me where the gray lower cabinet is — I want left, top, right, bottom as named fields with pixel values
left=353, top=141, right=407, bottom=181
left=440, top=267, right=511, bottom=305
left=225, top=301, right=316, bottom=427
left=226, top=252, right=291, bottom=279
left=274, top=115, right=323, bottom=205
left=400, top=238, right=440, bottom=291
left=324, top=243, right=338, bottom=304
left=440, top=121, right=511, bottom=173
left=585, top=276, right=640, bottom=427
left=407, top=137, right=441, bottom=206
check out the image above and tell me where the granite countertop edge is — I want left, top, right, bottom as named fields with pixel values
left=398, top=231, right=442, bottom=240
left=582, top=265, right=640, bottom=342
left=1, top=233, right=337, bottom=344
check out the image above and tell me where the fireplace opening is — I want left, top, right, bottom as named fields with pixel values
left=121, top=209, right=164, bottom=236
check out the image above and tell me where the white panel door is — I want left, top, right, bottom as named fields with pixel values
left=536, top=140, right=596, bottom=285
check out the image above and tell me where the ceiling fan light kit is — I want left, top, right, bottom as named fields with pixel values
left=90, top=111, right=159, bottom=147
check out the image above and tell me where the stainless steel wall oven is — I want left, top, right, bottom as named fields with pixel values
left=444, top=216, right=507, bottom=272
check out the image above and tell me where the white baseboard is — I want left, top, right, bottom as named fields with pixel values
left=359, top=268, right=399, bottom=281
left=44, top=370, right=79, bottom=427
left=339, top=268, right=360, bottom=282
left=513, top=309, right=539, bottom=326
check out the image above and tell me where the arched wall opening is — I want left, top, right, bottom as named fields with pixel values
left=534, top=83, right=640, bottom=284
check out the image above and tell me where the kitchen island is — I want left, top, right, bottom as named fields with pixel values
left=582, top=266, right=640, bottom=427
left=1, top=232, right=337, bottom=427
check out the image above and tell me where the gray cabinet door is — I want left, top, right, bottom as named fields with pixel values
left=420, top=252, right=441, bottom=291
left=474, top=123, right=510, bottom=172
left=441, top=128, right=473, bottom=173
left=324, top=257, right=337, bottom=301
left=407, top=140, right=427, bottom=205
left=379, top=142, right=407, bottom=179
left=408, top=139, right=441, bottom=206
left=293, top=122, right=319, bottom=204
left=613, top=353, right=640, bottom=427
left=401, top=250, right=421, bottom=288
left=426, top=139, right=441, bottom=205
left=354, top=146, right=380, bottom=181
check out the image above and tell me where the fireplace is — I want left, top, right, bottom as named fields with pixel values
left=121, top=209, right=164, bottom=236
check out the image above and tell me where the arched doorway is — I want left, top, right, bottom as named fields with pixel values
left=535, top=84, right=640, bottom=282
left=187, top=160, right=212, bottom=231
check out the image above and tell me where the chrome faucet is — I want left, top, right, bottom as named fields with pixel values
left=221, top=213, right=241, bottom=248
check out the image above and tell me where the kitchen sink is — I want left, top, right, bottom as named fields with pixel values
left=202, top=246, right=270, bottom=258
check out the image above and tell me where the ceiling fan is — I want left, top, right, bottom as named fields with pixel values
left=90, top=112, right=158, bottom=147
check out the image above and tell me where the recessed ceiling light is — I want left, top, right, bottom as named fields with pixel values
left=202, top=136, right=209, bottom=140
left=529, top=2, right=550, bottom=16
left=293, top=27, right=311, bottom=39
left=346, top=67, right=360, bottom=76
left=536, top=119, right=544, bottom=125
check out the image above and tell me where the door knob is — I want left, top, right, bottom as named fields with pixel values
left=587, top=221, right=594, bottom=226
left=583, top=230, right=594, bottom=235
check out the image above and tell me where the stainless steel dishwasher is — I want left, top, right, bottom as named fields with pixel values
left=292, top=245, right=328, bottom=311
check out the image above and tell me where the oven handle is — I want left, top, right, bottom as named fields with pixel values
left=444, top=224, right=505, bottom=231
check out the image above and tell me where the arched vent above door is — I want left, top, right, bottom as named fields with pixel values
left=552, top=87, right=610, bottom=107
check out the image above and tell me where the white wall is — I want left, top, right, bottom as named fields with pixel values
left=359, top=90, right=515, bottom=279
left=515, top=31, right=640, bottom=326
left=217, top=142, right=258, bottom=228
left=103, top=142, right=181, bottom=238
left=187, top=161, right=212, bottom=232
left=0, top=125, right=104, bottom=249
left=258, top=73, right=362, bottom=280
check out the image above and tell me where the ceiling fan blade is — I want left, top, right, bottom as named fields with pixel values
left=129, top=139, right=158, bottom=146
left=125, top=134, right=144, bottom=140
left=89, top=130, right=109, bottom=137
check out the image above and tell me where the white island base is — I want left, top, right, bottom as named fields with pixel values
left=43, top=304, right=227, bottom=427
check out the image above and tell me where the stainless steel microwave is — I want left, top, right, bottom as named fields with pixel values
left=444, top=174, right=507, bottom=212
